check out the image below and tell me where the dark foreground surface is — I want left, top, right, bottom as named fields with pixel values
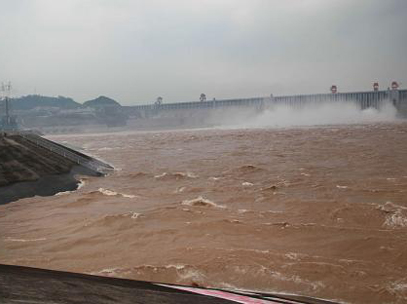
left=0, top=264, right=336, bottom=304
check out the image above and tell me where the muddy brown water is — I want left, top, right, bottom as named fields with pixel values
left=1, top=123, right=407, bottom=303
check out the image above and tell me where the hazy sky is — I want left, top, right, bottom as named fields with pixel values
left=1, top=0, right=406, bottom=105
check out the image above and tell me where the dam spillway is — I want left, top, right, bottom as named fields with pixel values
left=125, top=89, right=407, bottom=123
left=3, top=88, right=405, bottom=133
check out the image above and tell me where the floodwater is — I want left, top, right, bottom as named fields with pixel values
left=1, top=123, right=407, bottom=304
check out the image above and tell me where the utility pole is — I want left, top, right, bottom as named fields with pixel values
left=1, top=81, right=13, bottom=130
left=2, top=82, right=12, bottom=122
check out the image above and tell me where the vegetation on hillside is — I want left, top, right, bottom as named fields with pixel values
left=9, top=95, right=122, bottom=111
left=83, top=96, right=121, bottom=108
left=11, top=95, right=81, bottom=110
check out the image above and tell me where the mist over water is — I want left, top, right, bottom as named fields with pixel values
left=219, top=101, right=398, bottom=129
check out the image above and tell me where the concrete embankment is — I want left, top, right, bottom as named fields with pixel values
left=0, top=133, right=109, bottom=204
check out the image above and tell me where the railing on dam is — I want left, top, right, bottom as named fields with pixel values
left=127, top=97, right=267, bottom=112
left=273, top=90, right=392, bottom=110
left=18, top=132, right=114, bottom=175
left=125, top=89, right=407, bottom=118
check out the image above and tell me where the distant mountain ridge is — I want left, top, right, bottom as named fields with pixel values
left=9, top=95, right=122, bottom=111
left=11, top=95, right=81, bottom=111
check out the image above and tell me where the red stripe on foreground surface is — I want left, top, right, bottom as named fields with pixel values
left=158, top=284, right=277, bottom=303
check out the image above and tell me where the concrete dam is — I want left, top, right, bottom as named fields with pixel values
left=124, top=89, right=407, bottom=129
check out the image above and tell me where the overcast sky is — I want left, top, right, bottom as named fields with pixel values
left=0, top=0, right=406, bottom=105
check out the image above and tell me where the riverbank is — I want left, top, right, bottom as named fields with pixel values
left=0, top=134, right=97, bottom=204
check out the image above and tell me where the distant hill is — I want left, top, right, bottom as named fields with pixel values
left=11, top=95, right=81, bottom=111
left=83, top=96, right=121, bottom=108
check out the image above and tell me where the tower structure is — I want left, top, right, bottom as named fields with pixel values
left=199, top=93, right=206, bottom=102
left=1, top=81, right=18, bottom=131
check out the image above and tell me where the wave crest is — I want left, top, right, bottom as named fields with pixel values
left=155, top=172, right=198, bottom=181
left=182, top=196, right=226, bottom=209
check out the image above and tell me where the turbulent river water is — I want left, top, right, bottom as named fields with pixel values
left=1, top=122, right=407, bottom=303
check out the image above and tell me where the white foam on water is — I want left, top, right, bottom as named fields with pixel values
left=386, top=280, right=407, bottom=301
left=384, top=211, right=407, bottom=228
left=98, top=188, right=119, bottom=196
left=218, top=282, right=240, bottom=290
left=131, top=212, right=141, bottom=219
left=391, top=283, right=407, bottom=292
left=375, top=201, right=407, bottom=228
left=184, top=172, right=198, bottom=178
left=182, top=196, right=226, bottom=209
left=91, top=267, right=122, bottom=276
left=5, top=237, right=46, bottom=242
left=55, top=191, right=74, bottom=196
left=164, top=264, right=188, bottom=270
left=135, top=264, right=191, bottom=272
left=242, top=182, right=254, bottom=186
left=336, top=185, right=348, bottom=189
left=154, top=172, right=168, bottom=179
left=231, top=264, right=325, bottom=290
left=176, top=267, right=207, bottom=283
left=122, top=194, right=138, bottom=198
left=285, top=252, right=301, bottom=261
left=237, top=209, right=249, bottom=213
left=373, top=201, right=407, bottom=211
left=155, top=172, right=198, bottom=179
left=98, top=188, right=137, bottom=199
left=269, top=271, right=326, bottom=291
left=98, top=147, right=114, bottom=151
left=174, top=186, right=187, bottom=193
left=55, top=179, right=86, bottom=196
